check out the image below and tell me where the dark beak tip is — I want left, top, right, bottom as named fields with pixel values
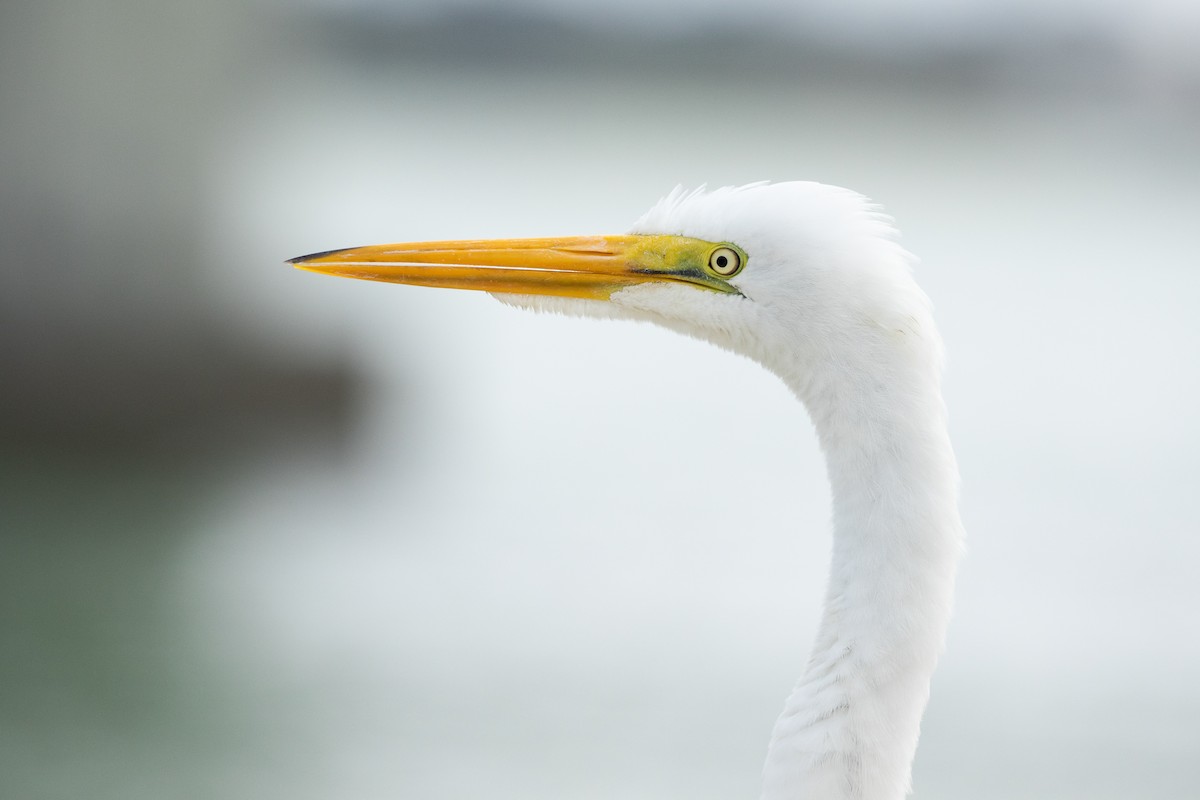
left=287, top=247, right=356, bottom=265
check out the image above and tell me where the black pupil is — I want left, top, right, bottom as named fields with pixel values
left=716, top=255, right=729, bottom=269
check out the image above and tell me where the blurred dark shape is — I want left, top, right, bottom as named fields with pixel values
left=0, top=2, right=357, bottom=459
left=0, top=320, right=358, bottom=456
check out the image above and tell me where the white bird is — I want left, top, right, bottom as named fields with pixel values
left=290, top=182, right=963, bottom=800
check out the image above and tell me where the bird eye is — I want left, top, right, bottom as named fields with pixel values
left=708, top=246, right=743, bottom=277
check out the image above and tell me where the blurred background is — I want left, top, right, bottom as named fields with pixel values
left=2, top=1, right=1198, bottom=798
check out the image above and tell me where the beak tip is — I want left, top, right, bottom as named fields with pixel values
left=287, top=247, right=356, bottom=265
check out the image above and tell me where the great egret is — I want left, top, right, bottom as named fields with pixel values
left=291, top=182, right=963, bottom=800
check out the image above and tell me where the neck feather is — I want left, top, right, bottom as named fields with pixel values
left=760, top=349, right=963, bottom=800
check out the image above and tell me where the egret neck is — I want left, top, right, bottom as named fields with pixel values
left=761, top=334, right=962, bottom=800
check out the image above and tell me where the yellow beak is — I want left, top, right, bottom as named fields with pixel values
left=288, top=235, right=740, bottom=300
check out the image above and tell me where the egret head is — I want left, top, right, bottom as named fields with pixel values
left=291, top=182, right=937, bottom=393
left=289, top=182, right=960, bottom=799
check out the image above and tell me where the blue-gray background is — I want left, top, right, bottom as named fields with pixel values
left=2, top=1, right=1198, bottom=798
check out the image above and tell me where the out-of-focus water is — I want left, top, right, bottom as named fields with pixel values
left=4, top=13, right=1199, bottom=800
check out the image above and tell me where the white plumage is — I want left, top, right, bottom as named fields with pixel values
left=295, top=181, right=964, bottom=800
